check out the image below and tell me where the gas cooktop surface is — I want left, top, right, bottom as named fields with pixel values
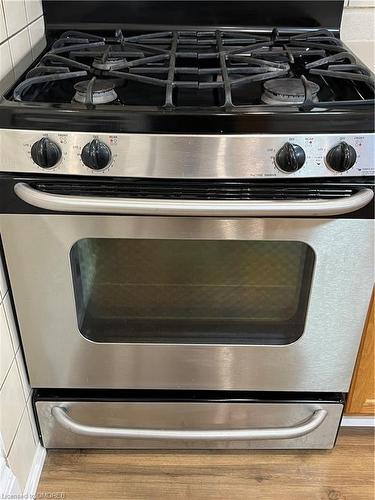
left=7, top=28, right=375, bottom=111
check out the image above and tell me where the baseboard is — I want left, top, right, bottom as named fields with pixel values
left=23, top=444, right=46, bottom=497
left=0, top=457, right=21, bottom=496
left=341, top=416, right=375, bottom=427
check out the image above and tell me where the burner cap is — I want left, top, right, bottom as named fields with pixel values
left=261, top=78, right=320, bottom=105
left=73, top=79, right=118, bottom=104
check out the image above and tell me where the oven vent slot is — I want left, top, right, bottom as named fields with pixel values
left=34, top=181, right=356, bottom=201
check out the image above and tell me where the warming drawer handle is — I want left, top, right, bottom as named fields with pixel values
left=51, top=406, right=327, bottom=441
left=14, top=183, right=373, bottom=217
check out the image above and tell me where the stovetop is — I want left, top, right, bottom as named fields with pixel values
left=8, top=28, right=375, bottom=111
left=0, top=25, right=374, bottom=134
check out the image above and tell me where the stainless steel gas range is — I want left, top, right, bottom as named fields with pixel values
left=0, top=0, right=374, bottom=450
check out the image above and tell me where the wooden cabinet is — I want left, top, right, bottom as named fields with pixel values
left=346, top=293, right=374, bottom=415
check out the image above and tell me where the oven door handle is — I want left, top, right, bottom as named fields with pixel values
left=51, top=406, right=327, bottom=440
left=14, top=183, right=373, bottom=216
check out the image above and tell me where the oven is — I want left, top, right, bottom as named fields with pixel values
left=1, top=174, right=373, bottom=395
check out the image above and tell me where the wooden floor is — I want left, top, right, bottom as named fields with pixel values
left=38, top=428, right=374, bottom=500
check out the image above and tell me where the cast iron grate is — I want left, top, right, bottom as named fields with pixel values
left=12, top=28, right=374, bottom=111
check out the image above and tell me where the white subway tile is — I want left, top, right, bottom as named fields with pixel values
left=3, top=294, right=20, bottom=353
left=28, top=15, right=45, bottom=60
left=25, top=0, right=42, bottom=23
left=0, top=433, right=5, bottom=457
left=0, top=41, right=15, bottom=96
left=0, top=258, right=7, bottom=301
left=345, top=39, right=375, bottom=69
left=9, top=27, right=32, bottom=79
left=7, top=406, right=37, bottom=491
left=0, top=301, right=14, bottom=388
left=0, top=1, right=7, bottom=43
left=341, top=7, right=375, bottom=41
left=348, top=0, right=375, bottom=7
left=0, top=359, right=26, bottom=454
left=2, top=0, right=27, bottom=37
left=16, top=349, right=31, bottom=401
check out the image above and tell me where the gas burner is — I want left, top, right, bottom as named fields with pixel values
left=73, top=79, right=118, bottom=104
left=92, top=55, right=127, bottom=71
left=261, top=78, right=320, bottom=105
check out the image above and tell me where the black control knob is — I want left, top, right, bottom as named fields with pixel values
left=81, top=139, right=111, bottom=170
left=275, top=143, right=306, bottom=173
left=326, top=142, right=357, bottom=172
left=31, top=137, right=61, bottom=168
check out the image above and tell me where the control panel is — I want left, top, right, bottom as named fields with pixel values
left=1, top=130, right=374, bottom=178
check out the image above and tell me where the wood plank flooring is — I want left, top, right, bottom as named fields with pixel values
left=38, top=428, right=374, bottom=500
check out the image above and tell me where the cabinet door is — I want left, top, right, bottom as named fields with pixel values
left=346, top=293, right=375, bottom=415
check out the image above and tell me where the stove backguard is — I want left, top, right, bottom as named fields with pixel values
left=42, top=1, right=344, bottom=33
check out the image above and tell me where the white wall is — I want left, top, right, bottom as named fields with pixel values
left=0, top=0, right=46, bottom=95
left=0, top=2, right=47, bottom=495
left=0, top=0, right=45, bottom=488
left=342, top=0, right=375, bottom=69
left=0, top=254, right=45, bottom=496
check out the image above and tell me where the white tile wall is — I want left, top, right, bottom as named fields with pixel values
left=28, top=14, right=44, bottom=60
left=0, top=260, right=7, bottom=300
left=345, top=39, right=375, bottom=68
left=342, top=6, right=375, bottom=41
left=2, top=0, right=27, bottom=38
left=3, top=294, right=20, bottom=353
left=0, top=41, right=14, bottom=96
left=343, top=2, right=375, bottom=68
left=0, top=302, right=13, bottom=387
left=9, top=27, right=32, bottom=79
left=0, top=0, right=46, bottom=97
left=0, top=360, right=26, bottom=455
left=0, top=254, right=40, bottom=492
left=0, top=2, right=7, bottom=43
left=348, top=0, right=375, bottom=7
left=16, top=349, right=31, bottom=401
left=25, top=0, right=42, bottom=24
left=7, top=406, right=37, bottom=491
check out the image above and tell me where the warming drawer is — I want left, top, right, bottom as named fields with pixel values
left=35, top=392, right=344, bottom=450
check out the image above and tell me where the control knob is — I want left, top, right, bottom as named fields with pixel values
left=81, top=139, right=111, bottom=170
left=31, top=137, right=61, bottom=168
left=275, top=142, right=306, bottom=173
left=326, top=142, right=357, bottom=172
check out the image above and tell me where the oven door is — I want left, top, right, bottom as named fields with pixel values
left=0, top=186, right=373, bottom=392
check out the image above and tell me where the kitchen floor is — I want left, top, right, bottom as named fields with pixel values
left=37, top=428, right=374, bottom=500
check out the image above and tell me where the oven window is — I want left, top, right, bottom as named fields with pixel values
left=70, top=239, right=315, bottom=345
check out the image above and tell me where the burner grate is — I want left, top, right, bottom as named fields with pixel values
left=12, top=28, right=375, bottom=111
